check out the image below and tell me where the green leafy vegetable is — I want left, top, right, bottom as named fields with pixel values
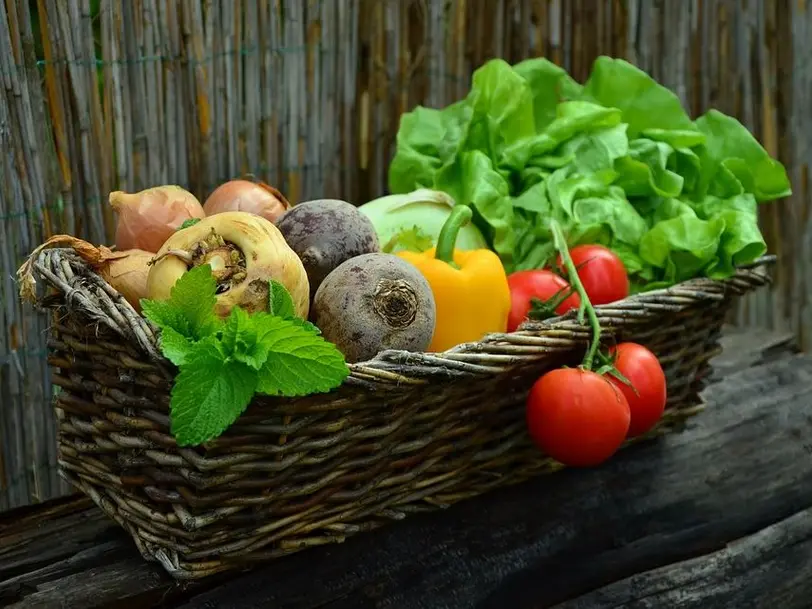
left=178, top=218, right=202, bottom=230
left=141, top=269, right=349, bottom=446
left=267, top=279, right=321, bottom=334
left=251, top=314, right=350, bottom=397
left=387, top=55, right=791, bottom=291
left=140, top=265, right=221, bottom=365
left=269, top=279, right=296, bottom=319
left=381, top=226, right=435, bottom=253
left=169, top=337, right=258, bottom=447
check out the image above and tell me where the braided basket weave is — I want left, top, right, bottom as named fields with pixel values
left=23, top=247, right=773, bottom=579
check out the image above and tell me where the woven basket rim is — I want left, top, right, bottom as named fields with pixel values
left=23, top=248, right=775, bottom=388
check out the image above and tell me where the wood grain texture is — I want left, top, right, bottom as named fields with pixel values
left=1, top=328, right=809, bottom=608
left=0, top=0, right=807, bottom=513
left=552, top=507, right=812, bottom=609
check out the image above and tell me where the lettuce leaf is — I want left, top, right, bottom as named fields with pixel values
left=386, top=55, right=791, bottom=289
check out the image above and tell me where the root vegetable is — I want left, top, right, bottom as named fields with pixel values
left=203, top=179, right=291, bottom=223
left=147, top=211, right=309, bottom=318
left=16, top=235, right=151, bottom=311
left=110, top=185, right=206, bottom=253
left=358, top=189, right=489, bottom=253
left=311, top=253, right=436, bottom=363
left=275, top=199, right=380, bottom=298
left=98, top=249, right=153, bottom=313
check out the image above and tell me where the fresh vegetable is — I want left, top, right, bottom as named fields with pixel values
left=99, top=249, right=153, bottom=313
left=555, top=244, right=629, bottom=306
left=387, top=56, right=791, bottom=290
left=109, top=185, right=206, bottom=253
left=358, top=188, right=489, bottom=253
left=507, top=269, right=580, bottom=332
left=147, top=211, right=309, bottom=319
left=140, top=266, right=348, bottom=446
left=526, top=368, right=630, bottom=467
left=203, top=179, right=291, bottom=223
left=16, top=235, right=151, bottom=312
left=311, top=253, right=436, bottom=363
left=606, top=342, right=667, bottom=437
left=275, top=199, right=380, bottom=298
left=524, top=219, right=633, bottom=467
left=397, top=205, right=510, bottom=352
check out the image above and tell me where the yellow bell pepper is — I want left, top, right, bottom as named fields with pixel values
left=397, top=205, right=511, bottom=353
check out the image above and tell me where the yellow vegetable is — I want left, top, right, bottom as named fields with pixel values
left=147, top=211, right=309, bottom=318
left=397, top=205, right=510, bottom=352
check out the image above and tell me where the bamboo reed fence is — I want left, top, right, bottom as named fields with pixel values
left=0, top=0, right=808, bottom=511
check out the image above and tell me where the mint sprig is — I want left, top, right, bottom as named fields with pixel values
left=140, top=270, right=349, bottom=446
left=140, top=265, right=221, bottom=366
left=269, top=279, right=296, bottom=319
left=269, top=279, right=321, bottom=334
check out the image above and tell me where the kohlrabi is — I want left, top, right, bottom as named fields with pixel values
left=357, top=189, right=488, bottom=253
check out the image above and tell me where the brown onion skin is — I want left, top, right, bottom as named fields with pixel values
left=203, top=180, right=291, bottom=223
left=99, top=249, right=153, bottom=313
left=110, top=186, right=206, bottom=253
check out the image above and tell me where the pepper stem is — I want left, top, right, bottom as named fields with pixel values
left=434, top=205, right=473, bottom=265
left=549, top=219, right=602, bottom=370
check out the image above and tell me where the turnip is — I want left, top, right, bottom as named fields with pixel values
left=311, top=253, right=436, bottom=363
left=275, top=199, right=379, bottom=298
left=147, top=212, right=310, bottom=318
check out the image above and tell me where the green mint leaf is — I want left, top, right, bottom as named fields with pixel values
left=142, top=265, right=223, bottom=365
left=159, top=326, right=195, bottom=366
left=140, top=299, right=196, bottom=364
left=250, top=315, right=349, bottom=397
left=169, top=338, right=258, bottom=446
left=269, top=280, right=296, bottom=319
left=141, top=298, right=193, bottom=337
left=165, top=265, right=221, bottom=339
left=221, top=306, right=270, bottom=370
left=292, top=318, right=322, bottom=335
left=142, top=264, right=221, bottom=342
left=178, top=218, right=202, bottom=230
left=268, top=280, right=321, bottom=333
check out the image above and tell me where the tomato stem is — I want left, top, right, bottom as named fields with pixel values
left=548, top=219, right=601, bottom=370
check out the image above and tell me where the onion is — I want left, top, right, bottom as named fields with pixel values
left=17, top=235, right=152, bottom=312
left=98, top=249, right=153, bottom=313
left=110, top=185, right=206, bottom=253
left=203, top=179, right=291, bottom=223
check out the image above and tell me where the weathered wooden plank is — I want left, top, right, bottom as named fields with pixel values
left=0, top=497, right=201, bottom=608
left=1, top=331, right=809, bottom=609
left=711, top=325, right=797, bottom=377
left=554, top=506, right=812, bottom=609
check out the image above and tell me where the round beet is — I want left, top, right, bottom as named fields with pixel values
left=275, top=199, right=379, bottom=298
left=311, top=253, right=436, bottom=363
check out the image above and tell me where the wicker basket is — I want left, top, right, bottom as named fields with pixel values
left=22, top=247, right=773, bottom=579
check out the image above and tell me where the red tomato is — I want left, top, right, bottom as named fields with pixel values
left=607, top=343, right=668, bottom=437
left=507, top=270, right=581, bottom=332
left=556, top=244, right=629, bottom=306
left=526, top=368, right=630, bottom=467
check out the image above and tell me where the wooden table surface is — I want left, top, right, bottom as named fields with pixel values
left=1, top=327, right=811, bottom=609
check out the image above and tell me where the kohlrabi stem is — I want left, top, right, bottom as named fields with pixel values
left=549, top=219, right=601, bottom=370
left=435, top=205, right=473, bottom=265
